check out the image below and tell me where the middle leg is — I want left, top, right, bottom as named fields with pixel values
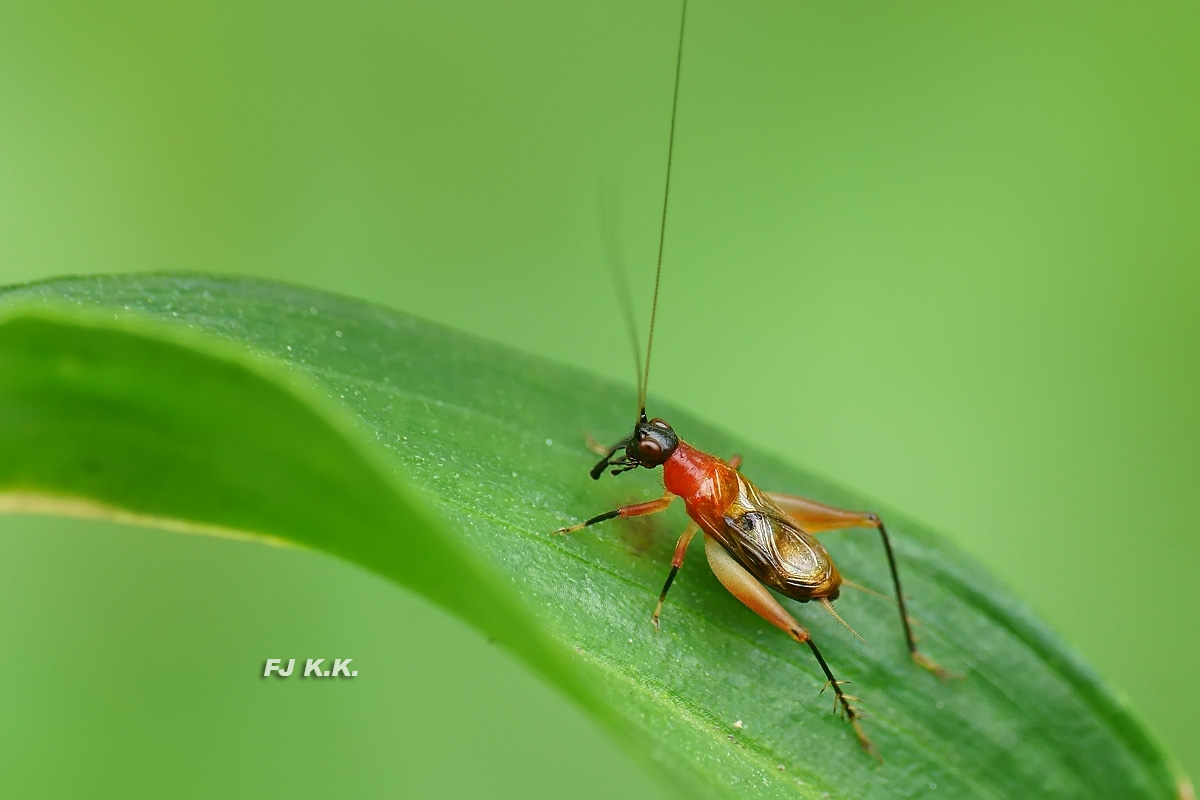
left=651, top=522, right=700, bottom=631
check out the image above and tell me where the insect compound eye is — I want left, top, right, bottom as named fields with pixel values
left=637, top=428, right=677, bottom=466
left=638, top=437, right=664, bottom=462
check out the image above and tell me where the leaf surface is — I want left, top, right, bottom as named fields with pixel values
left=0, top=274, right=1186, bottom=799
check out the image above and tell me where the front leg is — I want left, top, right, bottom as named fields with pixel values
left=553, top=491, right=676, bottom=535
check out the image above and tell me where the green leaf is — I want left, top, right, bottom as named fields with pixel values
left=0, top=274, right=1188, bottom=799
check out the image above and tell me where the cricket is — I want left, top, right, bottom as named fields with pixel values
left=552, top=0, right=951, bottom=760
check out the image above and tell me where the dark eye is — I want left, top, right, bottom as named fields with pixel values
left=639, top=437, right=663, bottom=460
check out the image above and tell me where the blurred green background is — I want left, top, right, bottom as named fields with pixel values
left=1, top=0, right=1196, bottom=797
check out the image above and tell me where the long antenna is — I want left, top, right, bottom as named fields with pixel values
left=638, top=0, right=688, bottom=420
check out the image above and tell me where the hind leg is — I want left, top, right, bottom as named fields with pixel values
left=765, top=492, right=953, bottom=679
left=703, top=534, right=878, bottom=760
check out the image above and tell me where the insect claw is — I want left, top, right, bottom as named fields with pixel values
left=852, top=720, right=883, bottom=764
left=840, top=704, right=869, bottom=722
left=912, top=651, right=963, bottom=681
left=554, top=509, right=610, bottom=534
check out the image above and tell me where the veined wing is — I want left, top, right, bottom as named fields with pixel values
left=715, top=474, right=838, bottom=600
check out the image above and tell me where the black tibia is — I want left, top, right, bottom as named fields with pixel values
left=555, top=494, right=675, bottom=536
left=653, top=568, right=680, bottom=629
left=553, top=508, right=619, bottom=536
left=766, top=492, right=931, bottom=666
left=874, top=518, right=917, bottom=654
left=652, top=525, right=699, bottom=630
left=806, top=637, right=878, bottom=760
left=584, top=509, right=620, bottom=527
left=806, top=638, right=858, bottom=720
